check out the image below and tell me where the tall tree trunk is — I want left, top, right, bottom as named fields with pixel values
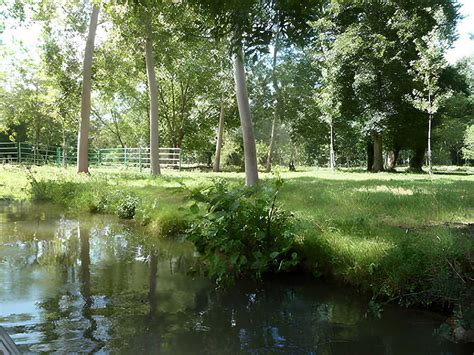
left=371, top=132, right=384, bottom=172
left=145, top=17, right=161, bottom=176
left=427, top=113, right=433, bottom=175
left=409, top=148, right=425, bottom=172
left=427, top=84, right=433, bottom=175
left=77, top=5, right=99, bottom=174
left=386, top=148, right=400, bottom=171
left=265, top=28, right=280, bottom=173
left=329, top=122, right=336, bottom=170
left=367, top=140, right=374, bottom=171
left=234, top=47, right=259, bottom=186
left=213, top=98, right=225, bottom=172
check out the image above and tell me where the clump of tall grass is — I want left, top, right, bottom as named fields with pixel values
left=27, top=172, right=141, bottom=219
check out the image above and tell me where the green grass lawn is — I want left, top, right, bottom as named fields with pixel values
left=1, top=164, right=473, bottom=309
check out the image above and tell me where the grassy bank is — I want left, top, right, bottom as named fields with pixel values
left=1, top=164, right=473, bottom=320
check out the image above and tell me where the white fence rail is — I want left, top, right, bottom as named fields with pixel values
left=98, top=147, right=181, bottom=169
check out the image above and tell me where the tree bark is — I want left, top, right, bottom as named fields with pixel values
left=329, top=122, right=336, bottom=170
left=77, top=5, right=99, bottom=174
left=145, top=17, right=161, bottom=176
left=371, top=132, right=384, bottom=172
left=234, top=47, right=259, bottom=186
left=427, top=83, right=433, bottom=175
left=265, top=28, right=280, bottom=173
left=427, top=113, right=433, bottom=175
left=213, top=98, right=225, bottom=172
left=367, top=140, right=374, bottom=171
left=386, top=148, right=399, bottom=171
left=409, top=148, right=425, bottom=172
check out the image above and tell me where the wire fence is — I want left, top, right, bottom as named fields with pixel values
left=0, top=142, right=182, bottom=170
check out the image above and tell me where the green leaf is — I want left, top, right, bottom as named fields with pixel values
left=190, top=203, right=200, bottom=214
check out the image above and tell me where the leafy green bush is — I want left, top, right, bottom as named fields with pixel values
left=27, top=171, right=140, bottom=218
left=186, top=178, right=300, bottom=285
left=116, top=192, right=140, bottom=219
left=28, top=173, right=76, bottom=202
left=462, top=124, right=474, bottom=161
left=220, top=134, right=244, bottom=170
left=27, top=172, right=107, bottom=212
left=147, top=210, right=189, bottom=237
left=255, top=141, right=270, bottom=166
left=27, top=173, right=50, bottom=201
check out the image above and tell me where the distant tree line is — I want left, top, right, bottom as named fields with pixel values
left=0, top=0, right=472, bottom=182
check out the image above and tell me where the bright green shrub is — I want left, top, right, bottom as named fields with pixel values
left=186, top=178, right=300, bottom=285
left=116, top=192, right=140, bottom=219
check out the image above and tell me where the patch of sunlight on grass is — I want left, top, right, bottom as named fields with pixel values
left=325, top=232, right=395, bottom=263
left=353, top=186, right=416, bottom=195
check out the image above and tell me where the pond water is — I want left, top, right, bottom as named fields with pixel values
left=0, top=202, right=472, bottom=354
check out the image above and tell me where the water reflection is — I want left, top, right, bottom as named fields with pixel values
left=0, top=202, right=471, bottom=354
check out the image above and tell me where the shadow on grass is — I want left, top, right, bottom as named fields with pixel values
left=432, top=171, right=473, bottom=176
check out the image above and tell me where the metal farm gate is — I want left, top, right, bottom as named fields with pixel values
left=0, top=142, right=181, bottom=170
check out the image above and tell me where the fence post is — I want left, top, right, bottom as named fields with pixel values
left=124, top=148, right=128, bottom=168
left=139, top=147, right=142, bottom=172
left=179, top=149, right=182, bottom=171
left=98, top=150, right=102, bottom=166
left=17, top=142, right=21, bottom=164
left=56, top=147, right=61, bottom=166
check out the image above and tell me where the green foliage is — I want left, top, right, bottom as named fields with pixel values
left=7, top=162, right=474, bottom=325
left=28, top=171, right=83, bottom=203
left=116, top=192, right=140, bottom=219
left=409, top=29, right=451, bottom=115
left=255, top=140, right=270, bottom=166
left=186, top=178, right=300, bottom=285
left=146, top=209, right=190, bottom=238
left=219, top=131, right=244, bottom=170
left=27, top=170, right=139, bottom=218
left=462, top=125, right=474, bottom=161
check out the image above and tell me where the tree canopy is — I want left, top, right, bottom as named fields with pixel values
left=0, top=0, right=472, bottom=172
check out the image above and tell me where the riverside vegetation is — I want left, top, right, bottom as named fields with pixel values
left=0, top=164, right=473, bottom=340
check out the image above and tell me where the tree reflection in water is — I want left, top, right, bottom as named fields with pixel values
left=0, top=203, right=472, bottom=354
left=79, top=225, right=104, bottom=352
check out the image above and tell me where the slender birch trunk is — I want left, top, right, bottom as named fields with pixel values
left=145, top=17, right=161, bottom=176
left=77, top=5, right=99, bottom=173
left=213, top=98, right=225, bottom=172
left=427, top=113, right=432, bottom=175
left=427, top=85, right=433, bottom=175
left=234, top=47, right=259, bottom=186
left=387, top=148, right=399, bottom=171
left=329, top=122, right=335, bottom=170
left=265, top=28, right=280, bottom=173
left=371, top=132, right=384, bottom=172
